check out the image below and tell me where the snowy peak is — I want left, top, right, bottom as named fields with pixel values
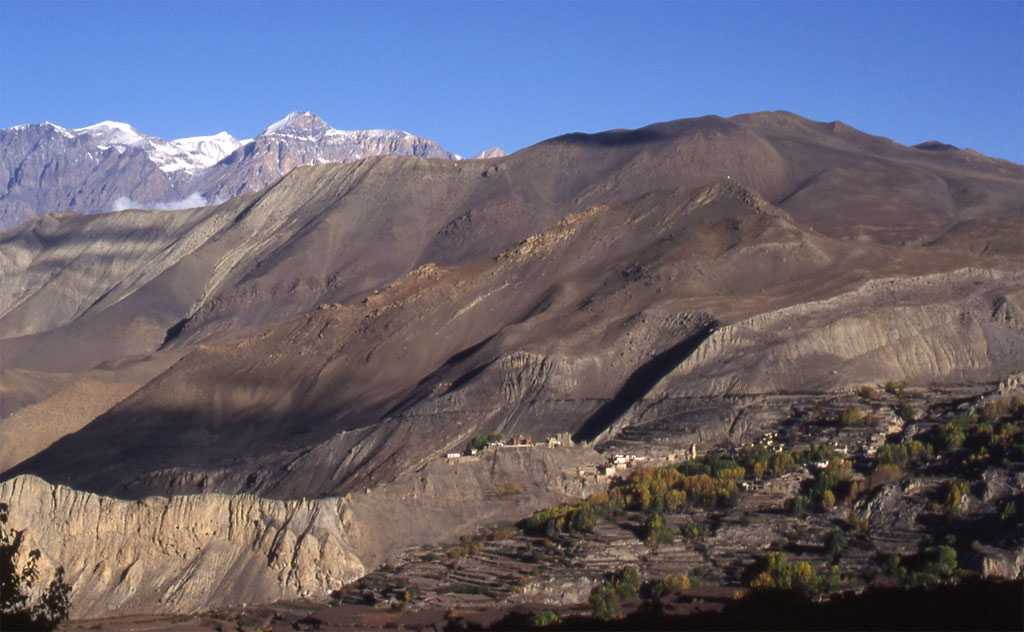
left=6, top=121, right=76, bottom=139
left=263, top=111, right=330, bottom=139
left=69, top=122, right=242, bottom=173
left=74, top=121, right=148, bottom=147
left=260, top=112, right=428, bottom=147
left=0, top=113, right=463, bottom=227
left=152, top=132, right=242, bottom=174
left=474, top=147, right=506, bottom=159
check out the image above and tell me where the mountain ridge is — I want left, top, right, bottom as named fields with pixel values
left=0, top=112, right=458, bottom=229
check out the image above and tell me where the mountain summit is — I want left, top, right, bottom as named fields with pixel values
left=263, top=111, right=331, bottom=138
left=74, top=120, right=149, bottom=147
left=0, top=113, right=458, bottom=229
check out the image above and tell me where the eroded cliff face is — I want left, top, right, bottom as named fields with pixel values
left=0, top=445, right=605, bottom=617
left=661, top=267, right=1024, bottom=396
left=0, top=475, right=364, bottom=617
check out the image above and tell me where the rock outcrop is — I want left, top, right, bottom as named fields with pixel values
left=0, top=475, right=365, bottom=617
left=0, top=445, right=604, bottom=616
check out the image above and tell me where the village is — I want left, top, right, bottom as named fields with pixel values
left=439, top=400, right=905, bottom=494
left=442, top=431, right=703, bottom=482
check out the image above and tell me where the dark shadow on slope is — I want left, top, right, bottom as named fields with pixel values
left=159, top=317, right=190, bottom=349
left=380, top=334, right=498, bottom=419
left=572, top=320, right=719, bottom=444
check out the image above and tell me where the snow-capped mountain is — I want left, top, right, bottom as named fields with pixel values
left=147, top=132, right=244, bottom=175
left=196, top=112, right=458, bottom=200
left=74, top=121, right=149, bottom=148
left=0, top=112, right=460, bottom=230
left=73, top=121, right=244, bottom=174
left=474, top=147, right=506, bottom=159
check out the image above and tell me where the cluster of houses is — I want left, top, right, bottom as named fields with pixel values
left=596, top=453, right=650, bottom=478
left=444, top=433, right=569, bottom=461
left=576, top=443, right=700, bottom=480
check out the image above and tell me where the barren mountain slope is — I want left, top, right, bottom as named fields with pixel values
left=1, top=112, right=1021, bottom=480
left=6, top=178, right=1022, bottom=499
left=4, top=112, right=1020, bottom=356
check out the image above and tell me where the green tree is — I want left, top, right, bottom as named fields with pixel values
left=1, top=502, right=72, bottom=631
left=820, top=489, right=836, bottom=511
left=614, top=566, right=642, bottom=600
left=468, top=432, right=503, bottom=451
left=839, top=406, right=867, bottom=425
left=824, top=527, right=848, bottom=563
left=650, top=574, right=690, bottom=603
left=884, top=380, right=907, bottom=396
left=749, top=553, right=821, bottom=600
left=944, top=481, right=969, bottom=518
left=642, top=513, right=674, bottom=548
left=588, top=583, right=622, bottom=622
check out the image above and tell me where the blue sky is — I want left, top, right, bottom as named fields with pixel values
left=2, top=1, right=1021, bottom=162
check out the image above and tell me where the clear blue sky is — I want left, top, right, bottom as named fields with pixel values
left=2, top=1, right=1022, bottom=162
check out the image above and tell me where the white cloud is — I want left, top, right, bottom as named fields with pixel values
left=111, top=192, right=214, bottom=212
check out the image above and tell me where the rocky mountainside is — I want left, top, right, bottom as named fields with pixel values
left=0, top=112, right=457, bottom=229
left=0, top=111, right=1022, bottom=617
left=0, top=445, right=603, bottom=616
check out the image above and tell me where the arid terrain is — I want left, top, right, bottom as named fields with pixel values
left=1, top=111, right=1022, bottom=628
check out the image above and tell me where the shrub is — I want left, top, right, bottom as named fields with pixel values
left=944, top=481, right=969, bottom=517
left=820, top=489, right=836, bottom=511
left=857, top=385, right=878, bottom=400
left=523, top=496, right=609, bottom=537
left=898, top=544, right=960, bottom=586
left=679, top=521, right=708, bottom=541
left=1000, top=499, right=1020, bottom=522
left=869, top=463, right=904, bottom=488
left=469, top=432, right=504, bottom=451
left=877, top=441, right=932, bottom=469
left=614, top=566, right=642, bottom=600
left=839, top=406, right=867, bottom=425
left=489, top=525, right=518, bottom=541
left=824, top=527, right=848, bottom=563
left=0, top=503, right=72, bottom=630
left=1010, top=396, right=1024, bottom=418
left=823, top=564, right=843, bottom=593
left=649, top=574, right=690, bottom=602
left=737, top=447, right=800, bottom=480
left=748, top=553, right=821, bottom=600
left=785, top=495, right=810, bottom=516
left=939, top=423, right=966, bottom=452
left=884, top=380, right=907, bottom=396
left=531, top=610, right=561, bottom=627
left=979, top=399, right=1009, bottom=423
left=588, top=566, right=641, bottom=622
left=811, top=458, right=853, bottom=497
left=895, top=402, right=916, bottom=421
left=642, top=513, right=674, bottom=548
left=588, top=584, right=622, bottom=621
